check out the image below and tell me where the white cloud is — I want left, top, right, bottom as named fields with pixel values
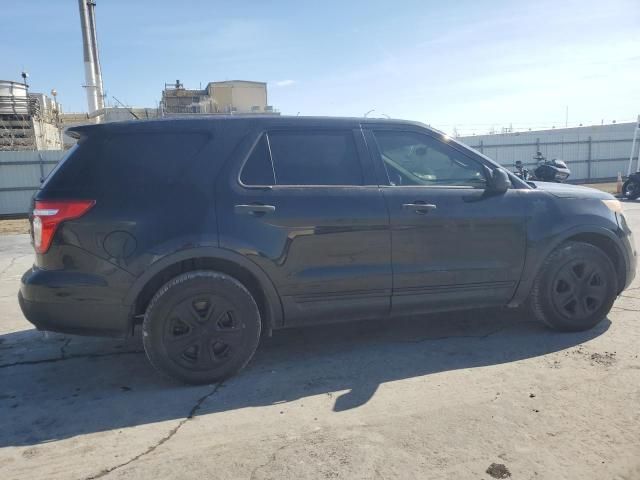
left=274, top=80, right=296, bottom=88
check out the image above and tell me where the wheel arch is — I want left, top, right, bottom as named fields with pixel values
left=510, top=225, right=628, bottom=307
left=125, top=248, right=284, bottom=335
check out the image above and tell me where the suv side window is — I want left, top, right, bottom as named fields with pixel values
left=373, top=131, right=486, bottom=188
left=101, top=133, right=208, bottom=188
left=240, top=135, right=276, bottom=185
left=43, top=132, right=208, bottom=193
left=268, top=130, right=364, bottom=186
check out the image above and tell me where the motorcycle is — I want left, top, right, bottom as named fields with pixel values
left=513, top=152, right=570, bottom=183
left=622, top=172, right=640, bottom=200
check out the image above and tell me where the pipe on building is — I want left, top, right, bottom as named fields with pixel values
left=78, top=0, right=100, bottom=115
left=86, top=0, right=104, bottom=111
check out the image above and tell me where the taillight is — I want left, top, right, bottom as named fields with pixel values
left=32, top=200, right=95, bottom=253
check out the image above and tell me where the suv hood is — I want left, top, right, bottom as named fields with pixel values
left=530, top=181, right=613, bottom=199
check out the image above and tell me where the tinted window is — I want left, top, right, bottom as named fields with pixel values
left=41, top=142, right=84, bottom=190
left=374, top=131, right=486, bottom=188
left=240, top=135, right=275, bottom=185
left=268, top=131, right=363, bottom=186
left=42, top=132, right=208, bottom=193
left=100, top=133, right=208, bottom=189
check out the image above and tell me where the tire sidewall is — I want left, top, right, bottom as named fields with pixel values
left=143, top=271, right=261, bottom=384
left=623, top=180, right=640, bottom=200
left=532, top=242, right=617, bottom=331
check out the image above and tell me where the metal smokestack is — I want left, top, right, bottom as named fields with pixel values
left=78, top=0, right=99, bottom=114
left=86, top=0, right=104, bottom=111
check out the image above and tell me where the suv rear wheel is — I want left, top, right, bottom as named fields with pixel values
left=142, top=271, right=261, bottom=384
left=529, top=242, right=617, bottom=332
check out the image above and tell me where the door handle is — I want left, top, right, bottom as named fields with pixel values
left=402, top=203, right=437, bottom=214
left=234, top=204, right=276, bottom=215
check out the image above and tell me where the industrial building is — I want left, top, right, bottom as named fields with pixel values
left=458, top=122, right=639, bottom=182
left=0, top=80, right=63, bottom=151
left=57, top=78, right=277, bottom=147
left=3, top=0, right=278, bottom=151
left=160, top=80, right=276, bottom=115
left=57, top=78, right=278, bottom=147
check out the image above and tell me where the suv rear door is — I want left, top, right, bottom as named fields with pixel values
left=364, top=125, right=527, bottom=315
left=216, top=125, right=391, bottom=326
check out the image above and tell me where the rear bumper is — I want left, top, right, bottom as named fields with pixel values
left=19, top=267, right=132, bottom=337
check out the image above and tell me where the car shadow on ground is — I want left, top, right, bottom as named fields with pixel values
left=0, top=309, right=609, bottom=447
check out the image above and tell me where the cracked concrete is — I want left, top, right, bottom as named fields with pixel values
left=84, top=383, right=222, bottom=480
left=0, top=207, right=639, bottom=480
left=0, top=255, right=23, bottom=276
left=0, top=349, right=144, bottom=369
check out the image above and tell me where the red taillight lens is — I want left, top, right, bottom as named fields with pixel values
left=32, top=200, right=95, bottom=253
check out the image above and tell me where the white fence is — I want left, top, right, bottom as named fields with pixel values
left=1, top=123, right=639, bottom=216
left=0, top=150, right=64, bottom=216
left=458, top=122, right=638, bottom=183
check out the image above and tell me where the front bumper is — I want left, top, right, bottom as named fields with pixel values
left=19, top=267, right=131, bottom=337
left=617, top=213, right=637, bottom=291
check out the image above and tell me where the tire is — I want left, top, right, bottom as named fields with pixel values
left=622, top=180, right=640, bottom=200
left=529, top=242, right=617, bottom=332
left=142, top=271, right=261, bottom=384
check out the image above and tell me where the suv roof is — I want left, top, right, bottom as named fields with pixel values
left=66, top=115, right=435, bottom=138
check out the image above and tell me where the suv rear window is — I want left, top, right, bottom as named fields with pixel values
left=100, top=133, right=208, bottom=188
left=43, top=132, right=208, bottom=193
left=265, top=130, right=363, bottom=186
left=240, top=135, right=275, bottom=185
left=240, top=130, right=364, bottom=185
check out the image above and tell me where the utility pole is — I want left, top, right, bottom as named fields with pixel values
left=627, top=115, right=640, bottom=176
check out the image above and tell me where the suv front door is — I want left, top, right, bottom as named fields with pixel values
left=365, top=126, right=526, bottom=315
left=217, top=126, right=391, bottom=326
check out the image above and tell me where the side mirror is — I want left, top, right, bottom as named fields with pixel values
left=488, top=168, right=511, bottom=194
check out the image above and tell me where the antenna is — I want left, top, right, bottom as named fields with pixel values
left=112, top=96, right=139, bottom=120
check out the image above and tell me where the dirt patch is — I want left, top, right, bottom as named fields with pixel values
left=563, top=347, right=618, bottom=367
left=590, top=352, right=617, bottom=367
left=486, top=463, right=511, bottom=478
left=0, top=219, right=30, bottom=235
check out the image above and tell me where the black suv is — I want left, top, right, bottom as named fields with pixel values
left=19, top=117, right=636, bottom=383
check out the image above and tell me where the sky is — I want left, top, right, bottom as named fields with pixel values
left=3, top=0, right=639, bottom=135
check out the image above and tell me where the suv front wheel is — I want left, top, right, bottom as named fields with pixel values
left=143, top=271, right=262, bottom=384
left=529, top=242, right=618, bottom=331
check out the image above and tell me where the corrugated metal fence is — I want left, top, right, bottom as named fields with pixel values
left=0, top=150, right=64, bottom=216
left=458, top=122, right=638, bottom=183
left=1, top=122, right=638, bottom=216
